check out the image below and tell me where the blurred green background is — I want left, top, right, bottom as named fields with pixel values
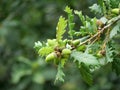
left=0, top=0, right=120, bottom=90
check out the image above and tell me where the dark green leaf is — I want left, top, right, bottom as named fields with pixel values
left=112, top=56, right=120, bottom=75
left=110, top=21, right=120, bottom=39
left=79, top=63, right=93, bottom=85
left=105, top=46, right=113, bottom=63
left=71, top=51, right=99, bottom=66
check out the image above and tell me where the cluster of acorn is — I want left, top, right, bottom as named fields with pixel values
left=45, top=8, right=120, bottom=63
left=45, top=39, right=81, bottom=63
left=45, top=38, right=106, bottom=63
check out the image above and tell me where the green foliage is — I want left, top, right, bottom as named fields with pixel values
left=56, top=16, right=67, bottom=42
left=38, top=47, right=54, bottom=56
left=71, top=51, right=99, bottom=66
left=1, top=0, right=120, bottom=90
left=65, top=6, right=75, bottom=39
left=105, top=46, right=113, bottom=63
left=71, top=51, right=100, bottom=85
left=110, top=21, right=120, bottom=38
left=110, top=0, right=120, bottom=8
left=34, top=0, right=120, bottom=85
left=112, top=56, right=120, bottom=75
left=55, top=63, right=65, bottom=83
left=79, top=63, right=93, bottom=85
left=74, top=10, right=85, bottom=25
left=75, top=10, right=98, bottom=36
left=89, top=4, right=102, bottom=14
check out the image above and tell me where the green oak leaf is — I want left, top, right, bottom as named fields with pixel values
left=55, top=63, right=65, bottom=83
left=71, top=51, right=100, bottom=66
left=56, top=16, right=67, bottom=42
left=110, top=21, right=120, bottom=39
left=79, top=63, right=93, bottom=85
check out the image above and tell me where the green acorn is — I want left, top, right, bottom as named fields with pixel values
left=88, top=49, right=93, bottom=54
left=111, top=8, right=119, bottom=14
left=77, top=45, right=86, bottom=51
left=72, top=39, right=80, bottom=46
left=96, top=51, right=103, bottom=58
left=45, top=52, right=57, bottom=62
left=62, top=49, right=71, bottom=55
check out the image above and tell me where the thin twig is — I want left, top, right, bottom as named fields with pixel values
left=79, top=15, right=120, bottom=46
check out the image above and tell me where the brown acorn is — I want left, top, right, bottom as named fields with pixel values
left=96, top=20, right=104, bottom=29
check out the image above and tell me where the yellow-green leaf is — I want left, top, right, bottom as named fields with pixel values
left=38, top=47, right=54, bottom=56
left=56, top=16, right=67, bottom=42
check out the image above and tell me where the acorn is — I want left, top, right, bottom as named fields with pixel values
left=76, top=45, right=86, bottom=51
left=62, top=48, right=71, bottom=55
left=96, top=20, right=104, bottom=29
left=111, top=8, right=119, bottom=14
left=88, top=49, right=93, bottom=54
left=45, top=52, right=57, bottom=62
left=72, top=39, right=80, bottom=46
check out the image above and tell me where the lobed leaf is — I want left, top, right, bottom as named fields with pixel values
left=38, top=46, right=54, bottom=56
left=110, top=21, right=120, bottom=39
left=65, top=6, right=75, bottom=39
left=105, top=46, right=114, bottom=63
left=71, top=51, right=100, bottom=66
left=64, top=6, right=72, bottom=14
left=56, top=16, right=67, bottom=42
left=79, top=63, right=93, bottom=85
left=74, top=10, right=85, bottom=25
left=55, top=63, right=65, bottom=83
left=89, top=4, right=102, bottom=14
left=112, top=57, right=120, bottom=75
